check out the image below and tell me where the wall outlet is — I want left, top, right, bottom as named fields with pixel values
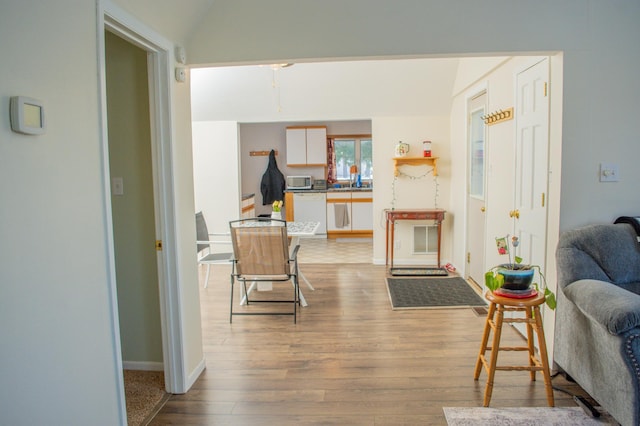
left=600, top=163, right=620, bottom=182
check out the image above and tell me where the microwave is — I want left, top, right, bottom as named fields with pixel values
left=286, top=175, right=313, bottom=190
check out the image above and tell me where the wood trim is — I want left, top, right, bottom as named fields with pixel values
left=286, top=125, right=327, bottom=130
left=250, top=150, right=277, bottom=156
left=241, top=204, right=255, bottom=213
left=351, top=198, right=373, bottom=203
left=284, top=192, right=294, bottom=222
left=287, top=164, right=328, bottom=168
left=327, top=230, right=373, bottom=239
left=327, top=134, right=372, bottom=139
left=327, top=197, right=352, bottom=203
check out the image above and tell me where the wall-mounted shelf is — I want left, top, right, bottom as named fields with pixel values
left=393, top=156, right=438, bottom=176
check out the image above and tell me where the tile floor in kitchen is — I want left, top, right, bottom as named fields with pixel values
left=295, top=237, right=373, bottom=264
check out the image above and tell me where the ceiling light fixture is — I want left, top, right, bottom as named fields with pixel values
left=269, top=63, right=294, bottom=70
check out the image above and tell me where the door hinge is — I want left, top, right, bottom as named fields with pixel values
left=467, top=252, right=471, bottom=263
left=155, top=240, right=163, bottom=251
left=544, top=82, right=548, bottom=97
left=541, top=193, right=546, bottom=207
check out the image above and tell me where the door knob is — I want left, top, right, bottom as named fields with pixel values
left=509, top=209, right=520, bottom=219
left=480, top=206, right=486, bottom=212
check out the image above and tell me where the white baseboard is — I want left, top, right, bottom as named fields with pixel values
left=122, top=360, right=164, bottom=371
left=185, top=357, right=206, bottom=393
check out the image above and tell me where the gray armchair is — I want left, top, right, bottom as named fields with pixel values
left=555, top=223, right=640, bottom=426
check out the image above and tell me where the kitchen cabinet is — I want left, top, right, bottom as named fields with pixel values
left=241, top=194, right=255, bottom=218
left=292, top=192, right=327, bottom=234
left=351, top=192, right=374, bottom=232
left=326, top=191, right=373, bottom=238
left=286, top=126, right=327, bottom=166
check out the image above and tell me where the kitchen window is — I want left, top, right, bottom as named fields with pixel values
left=334, top=137, right=372, bottom=181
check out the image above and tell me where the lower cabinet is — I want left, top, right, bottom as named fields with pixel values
left=326, top=191, right=373, bottom=238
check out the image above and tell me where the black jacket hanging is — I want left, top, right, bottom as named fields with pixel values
left=260, top=149, right=286, bottom=205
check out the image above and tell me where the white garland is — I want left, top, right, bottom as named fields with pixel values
left=390, top=166, right=439, bottom=211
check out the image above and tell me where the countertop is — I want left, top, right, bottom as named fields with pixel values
left=242, top=193, right=255, bottom=200
left=286, top=188, right=372, bottom=193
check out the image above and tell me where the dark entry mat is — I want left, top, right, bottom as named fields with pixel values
left=386, top=277, right=487, bottom=310
left=390, top=267, right=448, bottom=277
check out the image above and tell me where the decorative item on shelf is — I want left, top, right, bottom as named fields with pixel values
left=394, top=141, right=410, bottom=157
left=484, top=235, right=556, bottom=309
left=271, top=200, right=283, bottom=220
left=481, top=107, right=514, bottom=126
left=422, top=140, right=432, bottom=157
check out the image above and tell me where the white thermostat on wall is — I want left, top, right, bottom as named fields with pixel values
left=10, top=96, right=46, bottom=135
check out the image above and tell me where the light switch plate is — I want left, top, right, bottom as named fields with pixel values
left=112, top=177, right=124, bottom=195
left=600, top=163, right=620, bottom=182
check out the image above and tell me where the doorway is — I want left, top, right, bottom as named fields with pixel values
left=466, top=91, right=487, bottom=288
left=99, top=4, right=190, bottom=413
left=104, top=30, right=166, bottom=422
left=105, top=31, right=163, bottom=369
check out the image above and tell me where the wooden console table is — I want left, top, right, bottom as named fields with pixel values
left=385, top=209, right=446, bottom=269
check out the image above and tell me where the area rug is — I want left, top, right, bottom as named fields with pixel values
left=390, top=267, right=448, bottom=276
left=124, top=370, right=170, bottom=426
left=443, top=406, right=617, bottom=425
left=386, top=277, right=486, bottom=309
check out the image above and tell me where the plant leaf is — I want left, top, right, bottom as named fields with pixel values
left=485, top=271, right=498, bottom=291
left=515, top=255, right=523, bottom=264
left=545, top=288, right=557, bottom=310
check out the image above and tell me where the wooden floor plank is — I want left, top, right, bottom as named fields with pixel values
left=150, top=263, right=584, bottom=425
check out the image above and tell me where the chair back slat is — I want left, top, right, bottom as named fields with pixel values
left=230, top=220, right=290, bottom=276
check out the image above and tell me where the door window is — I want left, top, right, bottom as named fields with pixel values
left=469, top=106, right=486, bottom=199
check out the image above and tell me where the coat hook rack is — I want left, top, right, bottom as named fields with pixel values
left=250, top=150, right=278, bottom=157
left=481, top=107, right=514, bottom=126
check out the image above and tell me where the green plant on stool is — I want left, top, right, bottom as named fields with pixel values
left=485, top=235, right=556, bottom=310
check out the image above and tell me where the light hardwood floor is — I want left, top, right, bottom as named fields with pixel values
left=150, top=262, right=583, bottom=425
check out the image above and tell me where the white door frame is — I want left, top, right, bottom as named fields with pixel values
left=465, top=88, right=488, bottom=286
left=97, top=1, right=184, bottom=419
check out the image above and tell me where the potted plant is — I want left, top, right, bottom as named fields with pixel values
left=484, top=235, right=556, bottom=310
left=271, top=200, right=283, bottom=220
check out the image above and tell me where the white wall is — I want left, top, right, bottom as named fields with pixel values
left=187, top=0, right=640, bottom=232
left=191, top=59, right=459, bottom=122
left=0, top=2, right=123, bottom=424
left=0, top=1, right=204, bottom=424
left=192, top=121, right=241, bottom=233
left=372, top=116, right=451, bottom=264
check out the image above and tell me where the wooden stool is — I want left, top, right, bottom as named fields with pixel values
left=474, top=291, right=554, bottom=407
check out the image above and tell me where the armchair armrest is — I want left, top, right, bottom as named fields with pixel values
left=564, top=279, right=640, bottom=335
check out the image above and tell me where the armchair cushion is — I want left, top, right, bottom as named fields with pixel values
left=564, top=279, right=640, bottom=335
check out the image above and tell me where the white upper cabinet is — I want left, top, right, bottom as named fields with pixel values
left=286, top=126, right=327, bottom=166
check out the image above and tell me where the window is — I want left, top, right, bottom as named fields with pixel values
left=469, top=106, right=485, bottom=198
left=334, top=137, right=372, bottom=181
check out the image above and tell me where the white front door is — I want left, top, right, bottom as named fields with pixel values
left=467, top=92, right=487, bottom=287
left=514, top=58, right=550, bottom=270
